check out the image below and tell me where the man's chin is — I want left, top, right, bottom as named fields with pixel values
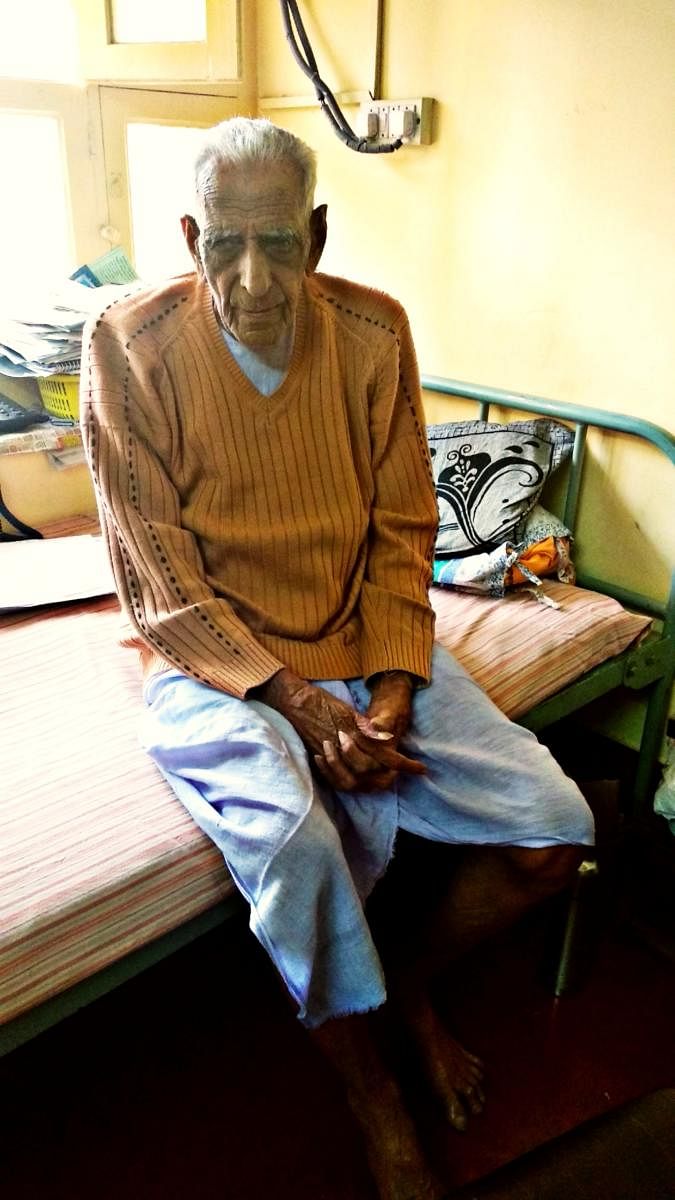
left=235, top=315, right=288, bottom=350
left=239, top=328, right=281, bottom=348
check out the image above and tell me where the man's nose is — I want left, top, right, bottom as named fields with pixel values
left=238, top=238, right=272, bottom=297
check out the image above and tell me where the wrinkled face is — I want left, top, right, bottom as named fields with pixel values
left=184, top=160, right=312, bottom=354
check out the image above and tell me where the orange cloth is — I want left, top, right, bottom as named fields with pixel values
left=508, top=536, right=560, bottom=586
left=81, top=272, right=438, bottom=698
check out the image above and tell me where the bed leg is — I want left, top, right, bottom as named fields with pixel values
left=553, top=858, right=600, bottom=996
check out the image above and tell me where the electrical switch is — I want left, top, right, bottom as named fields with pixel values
left=402, top=109, right=416, bottom=138
left=388, top=109, right=404, bottom=138
left=390, top=108, right=417, bottom=139
left=357, top=98, right=433, bottom=147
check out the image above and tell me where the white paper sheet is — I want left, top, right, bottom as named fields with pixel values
left=0, top=534, right=116, bottom=611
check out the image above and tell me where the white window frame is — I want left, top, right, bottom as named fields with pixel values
left=0, top=78, right=110, bottom=271
left=74, top=0, right=241, bottom=84
left=99, top=86, right=245, bottom=271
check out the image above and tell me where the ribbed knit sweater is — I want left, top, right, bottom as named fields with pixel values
left=80, top=271, right=438, bottom=699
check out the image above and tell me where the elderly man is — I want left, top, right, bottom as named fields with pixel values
left=82, top=117, right=593, bottom=1200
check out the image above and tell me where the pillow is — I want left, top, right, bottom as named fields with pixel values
left=432, top=503, right=575, bottom=597
left=427, top=418, right=574, bottom=557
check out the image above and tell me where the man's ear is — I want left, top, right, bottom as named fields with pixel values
left=306, top=204, right=327, bottom=274
left=181, top=215, right=203, bottom=275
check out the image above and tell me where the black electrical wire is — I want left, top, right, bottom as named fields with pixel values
left=279, top=0, right=403, bottom=154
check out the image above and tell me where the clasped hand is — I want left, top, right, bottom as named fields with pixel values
left=255, top=668, right=426, bottom=792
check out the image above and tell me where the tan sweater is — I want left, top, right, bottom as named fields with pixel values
left=80, top=271, right=438, bottom=699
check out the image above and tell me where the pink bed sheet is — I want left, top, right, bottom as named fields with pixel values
left=0, top=582, right=650, bottom=1026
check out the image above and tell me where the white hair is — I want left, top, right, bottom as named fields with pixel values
left=193, top=117, right=317, bottom=219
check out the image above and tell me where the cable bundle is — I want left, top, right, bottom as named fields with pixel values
left=279, top=0, right=402, bottom=154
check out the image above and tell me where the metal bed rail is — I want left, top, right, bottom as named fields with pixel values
left=421, top=373, right=675, bottom=556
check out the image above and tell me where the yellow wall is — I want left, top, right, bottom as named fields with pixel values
left=261, top=0, right=675, bottom=602
left=6, top=2, right=672, bottom=600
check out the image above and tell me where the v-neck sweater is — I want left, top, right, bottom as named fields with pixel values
left=81, top=271, right=438, bottom=699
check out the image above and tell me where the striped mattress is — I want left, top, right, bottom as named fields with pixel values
left=0, top=582, right=651, bottom=1027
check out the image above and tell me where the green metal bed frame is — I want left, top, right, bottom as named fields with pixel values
left=421, top=376, right=675, bottom=815
left=2, top=376, right=674, bottom=1057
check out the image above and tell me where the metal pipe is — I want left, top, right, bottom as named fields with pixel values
left=421, top=375, right=675, bottom=464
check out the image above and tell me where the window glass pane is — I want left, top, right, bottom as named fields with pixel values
left=127, top=123, right=205, bottom=280
left=0, top=113, right=72, bottom=287
left=111, top=0, right=207, bottom=44
left=0, top=0, right=79, bottom=82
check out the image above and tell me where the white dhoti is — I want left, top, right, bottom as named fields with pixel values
left=140, top=645, right=594, bottom=1027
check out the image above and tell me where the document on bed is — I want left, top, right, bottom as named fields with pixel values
left=0, top=534, right=116, bottom=611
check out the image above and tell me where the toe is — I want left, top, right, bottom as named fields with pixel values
left=464, top=1053, right=485, bottom=1079
left=446, top=1095, right=468, bottom=1132
left=463, top=1059, right=484, bottom=1085
left=464, top=1084, right=485, bottom=1116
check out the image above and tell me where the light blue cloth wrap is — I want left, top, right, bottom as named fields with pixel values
left=140, top=645, right=593, bottom=1027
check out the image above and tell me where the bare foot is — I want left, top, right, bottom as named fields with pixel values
left=348, top=1079, right=446, bottom=1200
left=310, top=1013, right=445, bottom=1199
left=402, top=996, right=485, bottom=1132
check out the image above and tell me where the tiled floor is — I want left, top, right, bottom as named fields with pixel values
left=1, top=873, right=674, bottom=1200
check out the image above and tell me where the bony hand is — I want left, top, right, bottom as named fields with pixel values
left=366, top=670, right=415, bottom=745
left=328, top=669, right=418, bottom=791
left=253, top=668, right=425, bottom=793
left=316, top=713, right=425, bottom=793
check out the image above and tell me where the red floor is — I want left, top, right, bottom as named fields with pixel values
left=1, top=895, right=674, bottom=1200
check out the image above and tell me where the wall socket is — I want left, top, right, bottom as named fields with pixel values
left=357, top=97, right=434, bottom=146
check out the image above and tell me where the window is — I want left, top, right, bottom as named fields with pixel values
left=0, top=2, right=252, bottom=284
left=99, top=88, right=241, bottom=276
left=75, top=0, right=240, bottom=82
left=0, top=112, right=73, bottom=285
left=126, top=122, right=209, bottom=279
left=110, top=0, right=207, bottom=45
left=0, top=0, right=80, bottom=84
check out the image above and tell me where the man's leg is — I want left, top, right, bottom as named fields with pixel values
left=140, top=668, right=391, bottom=1026
left=411, top=842, right=584, bottom=963
left=140, top=669, right=441, bottom=1199
left=311, top=1012, right=445, bottom=1200
left=356, top=645, right=595, bottom=1130
left=386, top=843, right=583, bottom=1129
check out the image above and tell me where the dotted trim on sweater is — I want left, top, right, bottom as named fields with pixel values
left=315, top=287, right=435, bottom=535
left=86, top=295, right=244, bottom=682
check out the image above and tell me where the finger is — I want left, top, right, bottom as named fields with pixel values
left=354, top=713, right=394, bottom=741
left=313, top=752, right=358, bottom=793
left=388, top=750, right=427, bottom=776
left=337, top=729, right=382, bottom=774
left=369, top=714, right=400, bottom=734
left=351, top=733, right=428, bottom=777
left=321, top=740, right=361, bottom=791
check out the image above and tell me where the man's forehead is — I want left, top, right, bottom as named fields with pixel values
left=199, top=160, right=305, bottom=220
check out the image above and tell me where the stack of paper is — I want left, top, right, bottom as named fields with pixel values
left=0, top=534, right=116, bottom=612
left=0, top=280, right=141, bottom=377
left=0, top=250, right=140, bottom=379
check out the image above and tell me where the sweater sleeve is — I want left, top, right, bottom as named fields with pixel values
left=358, top=311, right=438, bottom=685
left=80, top=309, right=284, bottom=699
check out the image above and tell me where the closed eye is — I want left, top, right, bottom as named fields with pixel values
left=258, top=231, right=302, bottom=260
left=204, top=230, right=302, bottom=264
left=205, top=234, right=243, bottom=260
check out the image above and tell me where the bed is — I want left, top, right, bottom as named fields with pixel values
left=1, top=376, right=673, bottom=1056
